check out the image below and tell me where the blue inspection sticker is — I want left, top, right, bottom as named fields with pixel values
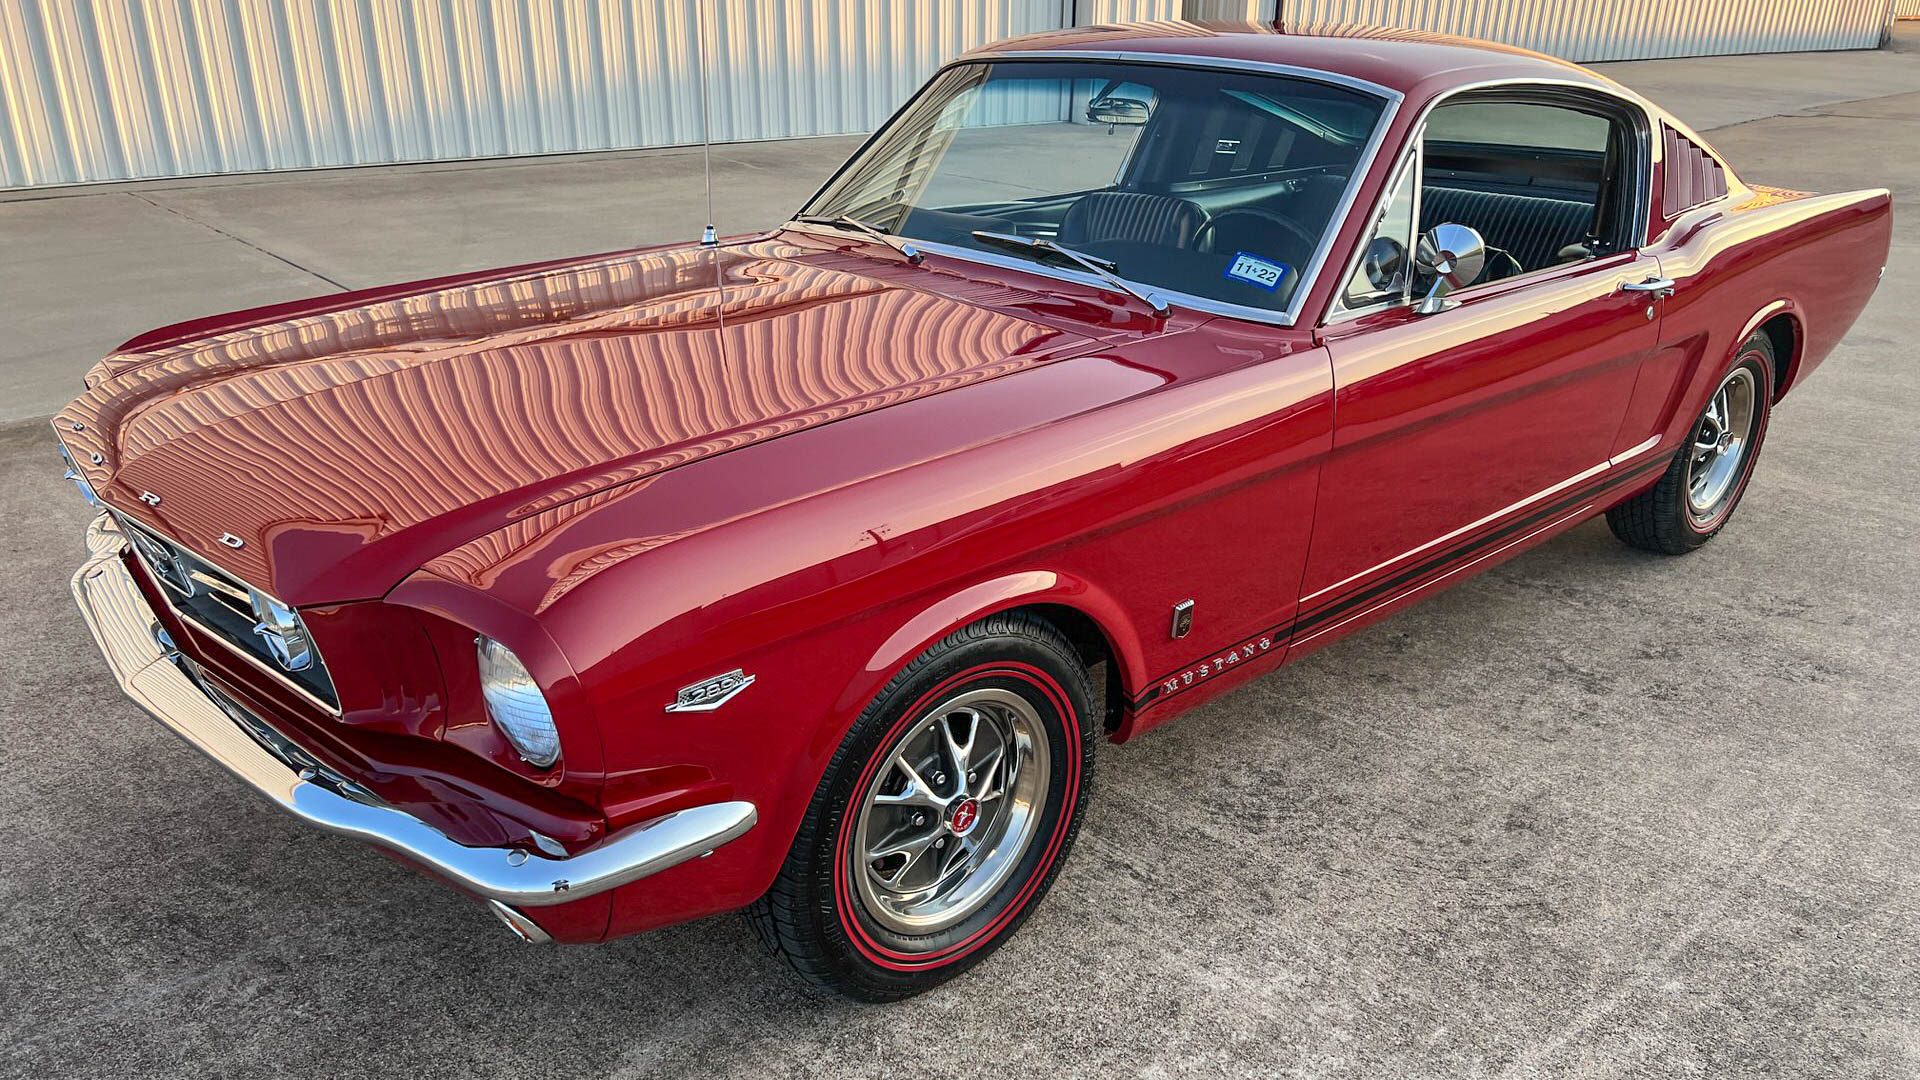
left=1223, top=251, right=1289, bottom=291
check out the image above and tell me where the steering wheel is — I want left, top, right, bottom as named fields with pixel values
left=1194, top=207, right=1320, bottom=263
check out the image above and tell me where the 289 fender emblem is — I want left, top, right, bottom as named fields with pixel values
left=665, top=669, right=756, bottom=713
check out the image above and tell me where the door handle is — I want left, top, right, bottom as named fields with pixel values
left=1621, top=277, right=1676, bottom=299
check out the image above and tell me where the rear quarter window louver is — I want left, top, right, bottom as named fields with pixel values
left=1662, top=124, right=1728, bottom=215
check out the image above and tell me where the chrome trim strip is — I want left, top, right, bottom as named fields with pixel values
left=1300, top=457, right=1614, bottom=604
left=1609, top=434, right=1661, bottom=465
left=1326, top=139, right=1421, bottom=325
left=799, top=52, right=1404, bottom=329
left=72, top=514, right=757, bottom=907
left=1293, top=500, right=1595, bottom=648
left=171, top=605, right=344, bottom=717
left=109, top=509, right=340, bottom=715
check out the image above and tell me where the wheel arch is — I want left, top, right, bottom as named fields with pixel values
left=849, top=570, right=1146, bottom=737
left=1735, top=299, right=1802, bottom=401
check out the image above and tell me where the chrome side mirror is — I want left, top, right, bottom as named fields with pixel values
left=1362, top=235, right=1407, bottom=292
left=1412, top=223, right=1486, bottom=315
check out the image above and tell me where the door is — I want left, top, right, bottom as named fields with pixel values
left=1296, top=90, right=1663, bottom=638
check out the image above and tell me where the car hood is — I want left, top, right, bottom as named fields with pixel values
left=56, top=236, right=1104, bottom=605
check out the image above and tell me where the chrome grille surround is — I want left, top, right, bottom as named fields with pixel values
left=113, top=512, right=341, bottom=714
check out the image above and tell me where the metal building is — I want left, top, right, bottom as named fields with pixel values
left=0, top=0, right=1896, bottom=190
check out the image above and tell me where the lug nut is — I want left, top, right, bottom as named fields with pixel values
left=934, top=772, right=948, bottom=786
left=968, top=771, right=977, bottom=784
left=935, top=838, right=947, bottom=849
left=912, top=813, right=926, bottom=826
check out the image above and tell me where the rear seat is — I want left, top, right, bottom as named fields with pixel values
left=1420, top=185, right=1595, bottom=272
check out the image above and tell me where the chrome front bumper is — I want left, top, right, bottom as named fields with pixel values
left=71, top=513, right=756, bottom=911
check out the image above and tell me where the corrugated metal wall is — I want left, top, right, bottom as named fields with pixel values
left=1282, top=0, right=1891, bottom=62
left=1895, top=0, right=1920, bottom=18
left=0, top=0, right=1068, bottom=189
left=0, top=0, right=1893, bottom=190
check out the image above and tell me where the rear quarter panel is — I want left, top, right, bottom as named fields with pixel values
left=1612, top=185, right=1891, bottom=457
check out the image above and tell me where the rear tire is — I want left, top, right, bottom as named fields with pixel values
left=1607, top=333, right=1774, bottom=555
left=746, top=611, right=1096, bottom=1001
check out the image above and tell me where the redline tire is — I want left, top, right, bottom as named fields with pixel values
left=746, top=611, right=1096, bottom=1000
left=1607, top=334, right=1775, bottom=555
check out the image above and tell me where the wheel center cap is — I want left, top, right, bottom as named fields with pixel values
left=948, top=797, right=981, bottom=836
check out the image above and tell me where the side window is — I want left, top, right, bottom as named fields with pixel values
left=1340, top=150, right=1417, bottom=312
left=1419, top=97, right=1635, bottom=282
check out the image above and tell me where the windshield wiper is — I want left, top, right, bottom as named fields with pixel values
left=970, top=231, right=1169, bottom=318
left=792, top=214, right=923, bottom=264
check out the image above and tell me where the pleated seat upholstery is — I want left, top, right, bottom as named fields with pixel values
left=1059, top=191, right=1207, bottom=249
left=1420, top=186, right=1596, bottom=272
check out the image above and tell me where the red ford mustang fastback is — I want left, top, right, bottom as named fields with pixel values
left=57, top=23, right=1887, bottom=999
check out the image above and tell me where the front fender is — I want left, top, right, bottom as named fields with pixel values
left=845, top=568, right=1147, bottom=721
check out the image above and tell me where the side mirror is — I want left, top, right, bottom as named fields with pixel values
left=1362, top=235, right=1407, bottom=292
left=1085, top=96, right=1151, bottom=129
left=1412, top=223, right=1486, bottom=315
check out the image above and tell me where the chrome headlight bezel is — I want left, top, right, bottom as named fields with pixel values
left=475, top=635, right=561, bottom=768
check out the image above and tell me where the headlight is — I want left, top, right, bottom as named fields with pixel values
left=476, top=636, right=560, bottom=767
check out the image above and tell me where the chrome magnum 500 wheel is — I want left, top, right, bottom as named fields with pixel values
left=747, top=612, right=1095, bottom=1001
left=1684, top=365, right=1760, bottom=528
left=851, top=685, right=1050, bottom=936
left=1608, top=332, right=1775, bottom=554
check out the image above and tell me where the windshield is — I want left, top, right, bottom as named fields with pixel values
left=801, top=60, right=1389, bottom=315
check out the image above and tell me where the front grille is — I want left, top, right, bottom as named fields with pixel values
left=116, top=514, right=340, bottom=712
left=179, top=656, right=375, bottom=802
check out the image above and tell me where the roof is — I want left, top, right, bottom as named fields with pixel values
left=964, top=22, right=1624, bottom=104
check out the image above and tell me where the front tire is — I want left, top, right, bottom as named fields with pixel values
left=1607, top=334, right=1774, bottom=555
left=747, top=612, right=1096, bottom=1000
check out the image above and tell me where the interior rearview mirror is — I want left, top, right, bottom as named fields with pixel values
left=1085, top=96, right=1151, bottom=128
left=1413, top=223, right=1487, bottom=315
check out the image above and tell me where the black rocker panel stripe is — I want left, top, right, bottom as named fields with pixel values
left=1128, top=452, right=1670, bottom=711
left=1289, top=455, right=1669, bottom=635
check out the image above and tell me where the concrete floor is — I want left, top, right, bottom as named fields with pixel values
left=3, top=37, right=1917, bottom=1080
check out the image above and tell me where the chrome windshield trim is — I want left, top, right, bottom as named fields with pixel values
left=797, top=52, right=1405, bottom=330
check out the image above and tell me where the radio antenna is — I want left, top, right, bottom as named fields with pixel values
left=695, top=0, right=717, bottom=246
